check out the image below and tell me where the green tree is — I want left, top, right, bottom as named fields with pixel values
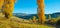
left=49, top=15, right=51, bottom=20
left=33, top=16, right=36, bottom=23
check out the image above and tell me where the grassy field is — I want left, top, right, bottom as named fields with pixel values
left=0, top=13, right=55, bottom=28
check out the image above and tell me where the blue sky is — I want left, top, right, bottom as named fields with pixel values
left=13, top=0, right=60, bottom=14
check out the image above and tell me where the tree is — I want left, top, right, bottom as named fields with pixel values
left=49, top=15, right=51, bottom=20
left=0, top=0, right=4, bottom=9
left=37, top=0, right=45, bottom=24
left=33, top=16, right=36, bottom=23
left=2, top=0, right=16, bottom=18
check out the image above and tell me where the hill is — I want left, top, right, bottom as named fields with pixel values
left=0, top=13, right=54, bottom=28
left=13, top=12, right=60, bottom=19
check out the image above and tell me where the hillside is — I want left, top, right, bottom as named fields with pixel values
left=13, top=12, right=60, bottom=19
left=0, top=13, right=54, bottom=28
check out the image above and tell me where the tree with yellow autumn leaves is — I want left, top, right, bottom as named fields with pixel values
left=0, top=0, right=16, bottom=18
left=0, top=0, right=45, bottom=25
left=37, top=0, right=45, bottom=24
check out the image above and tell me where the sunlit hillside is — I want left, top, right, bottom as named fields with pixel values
left=0, top=13, right=55, bottom=28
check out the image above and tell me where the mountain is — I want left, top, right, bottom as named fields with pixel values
left=13, top=13, right=38, bottom=20
left=13, top=12, right=60, bottom=19
left=45, top=12, right=60, bottom=19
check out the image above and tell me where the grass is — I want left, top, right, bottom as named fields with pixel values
left=0, top=13, right=55, bottom=28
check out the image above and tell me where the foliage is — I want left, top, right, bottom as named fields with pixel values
left=55, top=16, right=60, bottom=25
left=1, top=0, right=16, bottom=18
left=48, top=15, right=51, bottom=20
left=0, top=0, right=4, bottom=9
left=32, top=16, right=36, bottom=23
left=56, top=19, right=60, bottom=26
left=0, top=17, right=54, bottom=28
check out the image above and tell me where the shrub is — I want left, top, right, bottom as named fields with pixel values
left=32, top=16, right=36, bottom=23
left=56, top=19, right=60, bottom=26
left=45, top=19, right=56, bottom=25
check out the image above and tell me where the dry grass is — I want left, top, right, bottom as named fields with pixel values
left=0, top=13, right=55, bottom=28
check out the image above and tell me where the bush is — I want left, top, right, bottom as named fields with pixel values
left=45, top=19, right=56, bottom=25
left=32, top=16, right=36, bottom=23
left=56, top=19, right=60, bottom=26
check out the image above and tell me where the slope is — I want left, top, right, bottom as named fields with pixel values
left=0, top=13, right=54, bottom=28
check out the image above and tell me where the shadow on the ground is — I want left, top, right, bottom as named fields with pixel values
left=55, top=25, right=60, bottom=28
left=45, top=23, right=60, bottom=28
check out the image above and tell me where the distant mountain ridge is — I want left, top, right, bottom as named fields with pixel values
left=13, top=12, right=60, bottom=19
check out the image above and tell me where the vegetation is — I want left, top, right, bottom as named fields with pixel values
left=0, top=0, right=4, bottom=9
left=0, top=13, right=55, bottom=28
left=0, top=14, right=54, bottom=28
left=0, top=0, right=60, bottom=28
left=56, top=19, right=60, bottom=26
left=32, top=16, right=36, bottom=23
left=0, top=0, right=16, bottom=18
left=45, top=14, right=60, bottom=26
left=49, top=15, right=51, bottom=20
left=37, top=0, right=45, bottom=24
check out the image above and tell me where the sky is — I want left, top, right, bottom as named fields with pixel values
left=13, top=0, right=60, bottom=14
